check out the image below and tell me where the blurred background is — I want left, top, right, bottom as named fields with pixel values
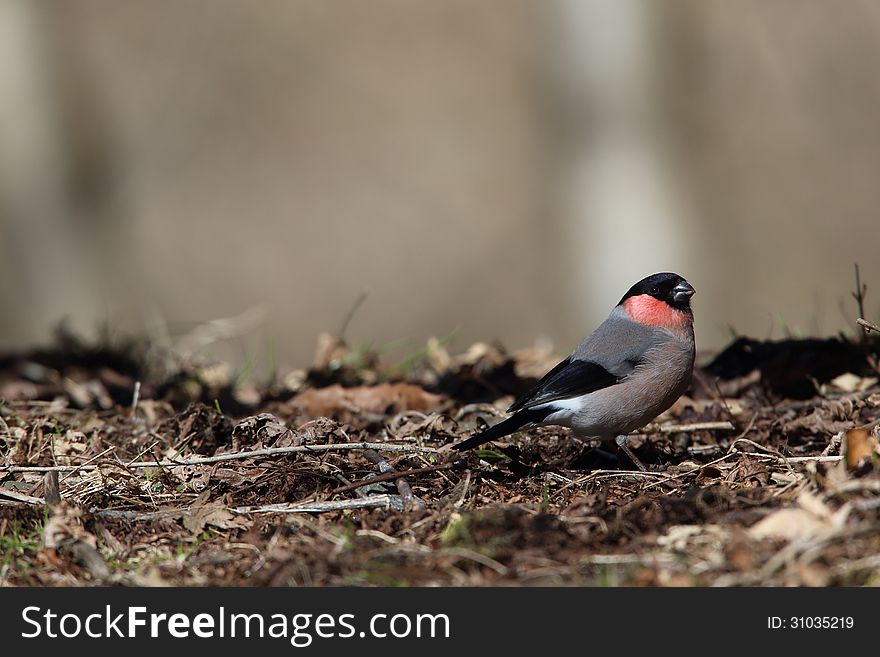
left=1, top=0, right=878, bottom=375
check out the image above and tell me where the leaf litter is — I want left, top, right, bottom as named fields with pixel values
left=1, top=325, right=879, bottom=587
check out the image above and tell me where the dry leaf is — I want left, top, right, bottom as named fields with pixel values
left=842, top=427, right=878, bottom=472
left=52, top=430, right=88, bottom=463
left=511, top=343, right=557, bottom=379
left=747, top=491, right=848, bottom=542
left=829, top=373, right=878, bottom=393
left=232, top=413, right=292, bottom=447
left=291, top=383, right=444, bottom=417
left=184, top=505, right=249, bottom=533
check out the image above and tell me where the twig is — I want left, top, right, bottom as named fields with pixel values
left=125, top=440, right=160, bottom=467
left=232, top=495, right=401, bottom=514
left=855, top=417, right=880, bottom=432
left=783, top=455, right=843, bottom=464
left=88, top=508, right=184, bottom=521
left=727, top=437, right=846, bottom=465
left=0, top=442, right=438, bottom=473
left=60, top=446, right=115, bottom=482
left=92, top=494, right=414, bottom=518
left=334, top=474, right=370, bottom=499
left=580, top=553, right=677, bottom=565
left=440, top=547, right=509, bottom=575
left=640, top=452, right=739, bottom=492
left=710, top=377, right=737, bottom=422
left=656, top=421, right=736, bottom=434
left=553, top=469, right=667, bottom=497
left=361, top=449, right=417, bottom=509
left=333, top=461, right=459, bottom=494
left=130, top=380, right=141, bottom=416
left=453, top=469, right=472, bottom=509
left=821, top=432, right=842, bottom=457
left=857, top=318, right=880, bottom=334
left=729, top=437, right=788, bottom=461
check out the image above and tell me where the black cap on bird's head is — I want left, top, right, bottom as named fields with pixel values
left=618, top=272, right=695, bottom=311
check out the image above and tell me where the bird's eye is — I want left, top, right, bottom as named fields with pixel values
left=650, top=286, right=660, bottom=295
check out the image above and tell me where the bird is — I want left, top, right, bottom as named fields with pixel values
left=453, top=272, right=696, bottom=470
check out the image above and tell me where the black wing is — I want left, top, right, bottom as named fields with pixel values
left=452, top=407, right=552, bottom=451
left=508, top=358, right=624, bottom=412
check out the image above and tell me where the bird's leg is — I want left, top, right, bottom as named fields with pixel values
left=614, top=434, right=647, bottom=472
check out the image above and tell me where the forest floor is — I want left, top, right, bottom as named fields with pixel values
left=2, top=323, right=880, bottom=587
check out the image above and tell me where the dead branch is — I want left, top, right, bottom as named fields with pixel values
left=361, top=448, right=419, bottom=510
left=657, top=421, right=736, bottom=433
left=640, top=452, right=739, bottom=492
left=59, top=446, right=115, bottom=482
left=440, top=547, right=509, bottom=575
left=231, top=494, right=403, bottom=514
left=729, top=437, right=789, bottom=461
left=88, top=508, right=184, bottom=521
left=0, top=442, right=438, bottom=473
left=783, top=455, right=843, bottom=464
left=857, top=317, right=880, bottom=334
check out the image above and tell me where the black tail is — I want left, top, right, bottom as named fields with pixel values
left=453, top=408, right=550, bottom=451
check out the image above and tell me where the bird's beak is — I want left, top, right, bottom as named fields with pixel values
left=673, top=281, right=695, bottom=303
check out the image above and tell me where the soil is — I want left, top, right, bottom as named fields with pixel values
left=2, top=327, right=879, bottom=586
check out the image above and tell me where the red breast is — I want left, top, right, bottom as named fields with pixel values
left=623, top=294, right=692, bottom=330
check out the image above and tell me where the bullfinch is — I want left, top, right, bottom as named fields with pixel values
left=453, top=272, right=696, bottom=469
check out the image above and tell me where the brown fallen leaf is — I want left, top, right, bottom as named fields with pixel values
left=232, top=413, right=293, bottom=447
left=510, top=343, right=557, bottom=379
left=183, top=504, right=249, bottom=533
left=387, top=411, right=458, bottom=442
left=829, top=372, right=878, bottom=393
left=53, top=429, right=88, bottom=464
left=842, top=427, right=878, bottom=473
left=183, top=491, right=249, bottom=533
left=290, top=383, right=445, bottom=418
left=747, top=491, right=848, bottom=542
